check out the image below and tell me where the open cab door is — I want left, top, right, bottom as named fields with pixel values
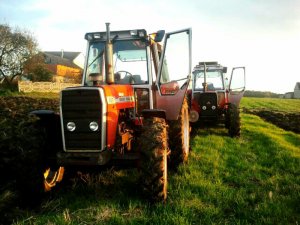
left=155, top=28, right=192, bottom=120
left=228, top=67, right=246, bottom=106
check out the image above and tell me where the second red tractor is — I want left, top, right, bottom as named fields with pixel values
left=188, top=62, right=245, bottom=137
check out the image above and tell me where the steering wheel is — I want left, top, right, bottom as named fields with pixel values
left=116, top=70, right=133, bottom=77
left=116, top=70, right=134, bottom=84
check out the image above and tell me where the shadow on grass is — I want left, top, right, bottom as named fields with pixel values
left=190, top=122, right=228, bottom=138
left=47, top=166, right=144, bottom=207
left=2, top=166, right=147, bottom=225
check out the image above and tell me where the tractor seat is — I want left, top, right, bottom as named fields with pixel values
left=133, top=75, right=143, bottom=84
left=207, top=83, right=215, bottom=91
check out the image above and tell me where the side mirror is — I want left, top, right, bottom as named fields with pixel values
left=223, top=67, right=227, bottom=73
left=154, top=30, right=165, bottom=42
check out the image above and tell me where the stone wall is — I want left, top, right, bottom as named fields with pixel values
left=18, top=81, right=80, bottom=93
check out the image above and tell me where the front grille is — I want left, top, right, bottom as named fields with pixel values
left=61, top=88, right=103, bottom=151
left=194, top=92, right=218, bottom=117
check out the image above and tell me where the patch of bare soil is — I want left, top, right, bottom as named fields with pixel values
left=243, top=108, right=300, bottom=134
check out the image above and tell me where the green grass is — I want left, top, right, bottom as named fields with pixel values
left=241, top=97, right=300, bottom=112
left=9, top=91, right=59, bottom=99
left=12, top=112, right=300, bottom=225
left=1, top=95, right=298, bottom=224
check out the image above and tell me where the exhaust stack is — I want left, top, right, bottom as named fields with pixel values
left=105, top=23, right=114, bottom=84
left=202, top=63, right=207, bottom=92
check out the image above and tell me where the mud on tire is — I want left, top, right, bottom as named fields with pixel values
left=139, top=117, right=168, bottom=202
left=168, top=98, right=190, bottom=169
left=226, top=103, right=241, bottom=137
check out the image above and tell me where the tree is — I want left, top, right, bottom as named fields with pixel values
left=27, top=65, right=52, bottom=82
left=0, top=23, right=38, bottom=89
left=24, top=53, right=53, bottom=82
left=63, top=70, right=83, bottom=83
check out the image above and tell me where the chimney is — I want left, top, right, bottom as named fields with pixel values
left=61, top=49, right=64, bottom=58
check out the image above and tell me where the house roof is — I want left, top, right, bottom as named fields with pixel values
left=44, top=51, right=81, bottom=61
left=43, top=52, right=82, bottom=69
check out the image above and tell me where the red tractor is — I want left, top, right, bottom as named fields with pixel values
left=28, top=24, right=192, bottom=202
left=188, top=62, right=245, bottom=137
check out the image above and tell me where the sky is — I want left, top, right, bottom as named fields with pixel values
left=1, top=0, right=300, bottom=93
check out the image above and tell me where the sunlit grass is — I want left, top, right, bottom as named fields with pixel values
left=1, top=94, right=299, bottom=224
left=14, top=92, right=60, bottom=99
left=12, top=112, right=300, bottom=225
left=0, top=89, right=59, bottom=99
left=241, top=97, right=300, bottom=112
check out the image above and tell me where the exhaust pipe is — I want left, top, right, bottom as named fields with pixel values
left=105, top=23, right=114, bottom=84
left=202, top=63, right=207, bottom=92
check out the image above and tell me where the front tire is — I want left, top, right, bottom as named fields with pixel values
left=139, top=117, right=168, bottom=202
left=168, top=98, right=190, bottom=169
left=226, top=103, right=241, bottom=137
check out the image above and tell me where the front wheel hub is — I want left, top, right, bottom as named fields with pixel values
left=189, top=110, right=199, bottom=122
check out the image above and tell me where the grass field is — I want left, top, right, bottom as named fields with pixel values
left=1, top=96, right=299, bottom=225
left=241, top=97, right=300, bottom=112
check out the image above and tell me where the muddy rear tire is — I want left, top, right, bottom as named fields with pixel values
left=139, top=117, right=168, bottom=202
left=168, top=98, right=190, bottom=169
left=226, top=103, right=241, bottom=137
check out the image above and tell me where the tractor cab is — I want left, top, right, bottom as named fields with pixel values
left=81, top=26, right=191, bottom=119
left=84, top=29, right=150, bottom=86
left=193, top=62, right=226, bottom=92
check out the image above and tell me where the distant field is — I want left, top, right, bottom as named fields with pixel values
left=240, top=97, right=300, bottom=134
left=0, top=95, right=299, bottom=224
left=241, top=97, right=300, bottom=112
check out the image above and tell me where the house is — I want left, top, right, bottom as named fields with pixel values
left=283, top=82, right=300, bottom=99
left=43, top=51, right=84, bottom=83
left=283, top=92, right=294, bottom=99
left=294, top=82, right=300, bottom=99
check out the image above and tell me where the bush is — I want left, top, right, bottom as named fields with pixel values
left=0, top=81, right=18, bottom=94
left=244, top=90, right=281, bottom=98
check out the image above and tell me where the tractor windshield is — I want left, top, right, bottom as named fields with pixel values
left=193, top=70, right=224, bottom=91
left=84, top=39, right=148, bottom=86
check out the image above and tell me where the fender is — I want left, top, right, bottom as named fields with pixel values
left=30, top=109, right=58, bottom=119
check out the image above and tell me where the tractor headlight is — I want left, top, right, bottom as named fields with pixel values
left=202, top=106, right=207, bottom=110
left=89, top=121, right=99, bottom=131
left=212, top=105, right=216, bottom=110
left=67, top=122, right=76, bottom=132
